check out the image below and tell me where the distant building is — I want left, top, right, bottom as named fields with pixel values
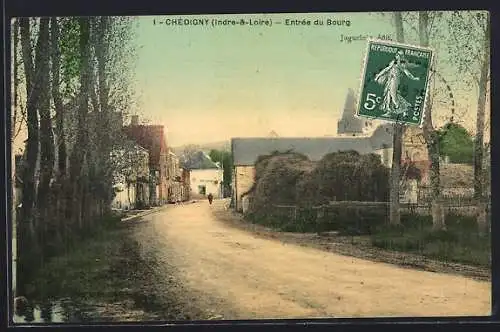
left=337, top=89, right=430, bottom=183
left=401, top=125, right=430, bottom=184
left=231, top=127, right=394, bottom=212
left=181, top=168, right=191, bottom=202
left=110, top=142, right=150, bottom=210
left=268, top=130, right=279, bottom=138
left=230, top=89, right=435, bottom=212
left=123, top=115, right=169, bottom=206
left=231, top=88, right=438, bottom=211
left=181, top=151, right=223, bottom=199
left=166, top=150, right=190, bottom=203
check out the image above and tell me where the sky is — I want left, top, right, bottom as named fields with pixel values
left=132, top=12, right=488, bottom=147
left=11, top=11, right=490, bottom=155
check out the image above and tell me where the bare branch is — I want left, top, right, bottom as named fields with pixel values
left=400, top=12, right=419, bottom=40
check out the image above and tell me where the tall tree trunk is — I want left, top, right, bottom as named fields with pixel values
left=418, top=11, right=445, bottom=231
left=96, top=17, right=114, bottom=211
left=474, top=14, right=490, bottom=234
left=50, top=18, right=67, bottom=177
left=35, top=18, right=54, bottom=260
left=69, top=18, right=91, bottom=230
left=17, top=17, right=42, bottom=297
left=50, top=18, right=66, bottom=247
left=389, top=12, right=405, bottom=226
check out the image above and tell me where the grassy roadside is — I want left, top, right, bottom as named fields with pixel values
left=17, top=212, right=193, bottom=323
left=213, top=206, right=490, bottom=281
left=370, top=216, right=491, bottom=268
left=247, top=208, right=490, bottom=269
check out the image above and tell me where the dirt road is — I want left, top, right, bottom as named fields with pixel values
left=132, top=200, right=491, bottom=319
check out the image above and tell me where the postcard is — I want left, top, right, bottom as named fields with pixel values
left=9, top=11, right=491, bottom=324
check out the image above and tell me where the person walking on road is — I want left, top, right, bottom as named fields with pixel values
left=207, top=193, right=214, bottom=205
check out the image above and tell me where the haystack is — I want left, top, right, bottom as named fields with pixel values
left=248, top=152, right=314, bottom=216
left=296, top=150, right=389, bottom=206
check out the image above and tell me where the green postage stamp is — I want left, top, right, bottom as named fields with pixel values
left=356, top=39, right=434, bottom=126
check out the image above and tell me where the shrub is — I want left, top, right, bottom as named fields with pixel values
left=401, top=213, right=433, bottom=229
left=298, top=151, right=389, bottom=205
left=422, top=229, right=459, bottom=243
left=316, top=205, right=388, bottom=235
left=247, top=150, right=390, bottom=232
left=445, top=213, right=478, bottom=232
left=248, top=152, right=314, bottom=219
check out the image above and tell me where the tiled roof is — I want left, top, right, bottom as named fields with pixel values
left=231, top=124, right=394, bottom=166
left=180, top=151, right=220, bottom=170
left=232, top=137, right=373, bottom=166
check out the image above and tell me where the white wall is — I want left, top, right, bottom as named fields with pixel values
left=190, top=169, right=223, bottom=198
left=111, top=183, right=135, bottom=210
left=234, top=165, right=255, bottom=211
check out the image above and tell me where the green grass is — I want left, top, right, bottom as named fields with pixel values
left=26, top=214, right=136, bottom=304
left=245, top=210, right=490, bottom=268
left=371, top=214, right=491, bottom=267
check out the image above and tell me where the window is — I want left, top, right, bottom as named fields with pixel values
left=198, top=185, right=206, bottom=195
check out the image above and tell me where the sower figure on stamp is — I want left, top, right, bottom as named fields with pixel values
left=374, top=50, right=420, bottom=118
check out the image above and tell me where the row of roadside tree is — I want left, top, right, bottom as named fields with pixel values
left=11, top=17, right=140, bottom=299
left=385, top=11, right=490, bottom=232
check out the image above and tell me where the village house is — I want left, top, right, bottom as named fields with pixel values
left=230, top=89, right=432, bottom=212
left=181, top=168, right=191, bottom=202
left=123, top=115, right=170, bottom=206
left=166, top=150, right=191, bottom=203
left=110, top=142, right=150, bottom=210
left=181, top=151, right=223, bottom=199
left=401, top=125, right=431, bottom=184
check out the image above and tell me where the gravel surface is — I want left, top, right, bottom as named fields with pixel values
left=126, top=199, right=490, bottom=319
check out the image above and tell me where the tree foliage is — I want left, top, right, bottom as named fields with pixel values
left=438, top=123, right=474, bottom=164
left=446, top=11, right=490, bottom=87
left=13, top=16, right=140, bottom=299
left=390, top=10, right=490, bottom=231
left=446, top=11, right=490, bottom=209
left=208, top=149, right=233, bottom=186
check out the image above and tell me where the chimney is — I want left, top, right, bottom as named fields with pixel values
left=131, top=115, right=139, bottom=126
